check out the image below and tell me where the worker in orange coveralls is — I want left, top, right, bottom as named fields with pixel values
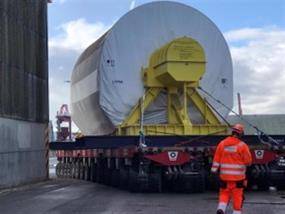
left=211, top=124, right=252, bottom=214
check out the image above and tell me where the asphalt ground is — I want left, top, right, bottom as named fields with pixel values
left=0, top=178, right=285, bottom=214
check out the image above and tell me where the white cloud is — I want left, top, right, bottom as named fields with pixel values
left=130, top=0, right=136, bottom=10
left=224, top=27, right=285, bottom=114
left=58, top=0, right=67, bottom=4
left=49, top=77, right=70, bottom=120
left=49, top=19, right=111, bottom=132
left=49, top=18, right=110, bottom=52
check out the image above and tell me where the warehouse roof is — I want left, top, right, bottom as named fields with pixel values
left=226, top=114, right=285, bottom=135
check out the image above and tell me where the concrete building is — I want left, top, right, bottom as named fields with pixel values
left=0, top=0, right=48, bottom=188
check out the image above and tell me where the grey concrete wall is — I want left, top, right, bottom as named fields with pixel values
left=0, top=0, right=48, bottom=188
left=0, top=118, right=46, bottom=188
left=0, top=0, right=48, bottom=121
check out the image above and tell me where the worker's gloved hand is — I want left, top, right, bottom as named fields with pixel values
left=210, top=170, right=219, bottom=181
left=211, top=167, right=219, bottom=175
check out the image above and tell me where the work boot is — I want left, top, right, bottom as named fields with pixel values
left=216, top=209, right=224, bottom=214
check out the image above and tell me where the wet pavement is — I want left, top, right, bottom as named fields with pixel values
left=0, top=178, right=284, bottom=214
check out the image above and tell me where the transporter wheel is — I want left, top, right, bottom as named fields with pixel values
left=65, top=163, right=69, bottom=177
left=149, top=171, right=162, bottom=193
left=268, top=159, right=285, bottom=190
left=248, top=165, right=269, bottom=191
left=84, top=165, right=90, bottom=181
left=96, top=159, right=108, bottom=184
left=66, top=163, right=72, bottom=178
left=111, top=169, right=120, bottom=187
left=128, top=168, right=139, bottom=192
left=182, top=172, right=206, bottom=193
left=90, top=163, right=97, bottom=182
left=61, top=163, right=66, bottom=177
left=96, top=163, right=104, bottom=184
left=255, top=179, right=269, bottom=191
left=75, top=162, right=80, bottom=179
left=193, top=171, right=206, bottom=193
left=55, top=163, right=61, bottom=177
left=206, top=172, right=219, bottom=191
left=80, top=163, right=85, bottom=180
left=78, top=162, right=83, bottom=179
left=71, top=162, right=76, bottom=178
left=62, top=163, right=66, bottom=177
left=119, top=167, right=129, bottom=189
left=102, top=167, right=108, bottom=184
left=59, top=163, right=63, bottom=177
left=103, top=168, right=112, bottom=185
left=64, top=163, right=69, bottom=177
left=271, top=175, right=285, bottom=190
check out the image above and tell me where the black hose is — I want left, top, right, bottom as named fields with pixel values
left=198, top=87, right=279, bottom=146
left=204, top=98, right=232, bottom=128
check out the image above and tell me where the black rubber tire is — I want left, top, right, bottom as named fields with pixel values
left=119, top=167, right=129, bottom=189
left=75, top=162, right=80, bottom=179
left=67, top=163, right=71, bottom=178
left=111, top=169, right=120, bottom=187
left=182, top=172, right=206, bottom=193
left=55, top=163, right=61, bottom=177
left=206, top=173, right=219, bottom=191
left=248, top=177, right=269, bottom=191
left=149, top=171, right=162, bottom=193
left=268, top=170, right=285, bottom=190
left=71, top=163, right=76, bottom=178
left=90, top=163, right=97, bottom=182
left=257, top=179, right=269, bottom=191
left=79, top=163, right=84, bottom=180
left=59, top=163, right=64, bottom=177
left=128, top=168, right=139, bottom=192
left=101, top=167, right=110, bottom=185
left=96, top=163, right=104, bottom=184
left=84, top=165, right=91, bottom=181
left=192, top=172, right=206, bottom=193
left=62, top=163, right=66, bottom=177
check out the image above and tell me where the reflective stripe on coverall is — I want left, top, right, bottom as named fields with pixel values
left=211, top=136, right=252, bottom=214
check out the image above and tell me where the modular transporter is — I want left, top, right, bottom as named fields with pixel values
left=50, top=2, right=285, bottom=192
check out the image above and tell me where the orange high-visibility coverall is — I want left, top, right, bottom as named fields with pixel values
left=211, top=136, right=252, bottom=214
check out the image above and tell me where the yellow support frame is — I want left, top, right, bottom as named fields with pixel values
left=117, top=88, right=161, bottom=135
left=116, top=37, right=228, bottom=136
left=187, top=88, right=221, bottom=125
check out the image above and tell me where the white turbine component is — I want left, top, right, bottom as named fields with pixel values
left=71, top=1, right=233, bottom=135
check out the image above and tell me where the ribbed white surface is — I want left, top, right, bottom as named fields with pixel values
left=71, top=70, right=98, bottom=103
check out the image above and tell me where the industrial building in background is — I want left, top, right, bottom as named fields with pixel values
left=0, top=0, right=48, bottom=188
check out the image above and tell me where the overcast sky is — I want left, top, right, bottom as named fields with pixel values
left=48, top=0, right=285, bottom=131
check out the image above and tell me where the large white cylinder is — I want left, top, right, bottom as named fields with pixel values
left=71, top=1, right=233, bottom=135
